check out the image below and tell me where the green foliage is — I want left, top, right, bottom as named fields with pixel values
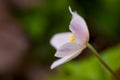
left=22, top=14, right=47, bottom=40
left=48, top=44, right=120, bottom=80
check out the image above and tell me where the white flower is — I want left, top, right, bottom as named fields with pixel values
left=50, top=7, right=89, bottom=69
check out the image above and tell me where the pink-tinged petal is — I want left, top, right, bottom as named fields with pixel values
left=50, top=45, right=85, bottom=69
left=50, top=32, right=72, bottom=49
left=55, top=42, right=84, bottom=58
left=69, top=7, right=89, bottom=46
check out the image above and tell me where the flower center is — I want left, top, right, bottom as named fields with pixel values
left=70, top=33, right=75, bottom=42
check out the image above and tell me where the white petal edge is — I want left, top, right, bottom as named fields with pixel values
left=69, top=6, right=74, bottom=15
left=69, top=7, right=89, bottom=46
left=50, top=46, right=85, bottom=69
left=50, top=32, right=72, bottom=49
left=55, top=42, right=82, bottom=58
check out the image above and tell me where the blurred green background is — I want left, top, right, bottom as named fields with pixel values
left=1, top=0, right=120, bottom=80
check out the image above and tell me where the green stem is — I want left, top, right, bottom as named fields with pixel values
left=87, top=43, right=120, bottom=80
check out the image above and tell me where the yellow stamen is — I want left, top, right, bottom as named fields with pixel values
left=70, top=33, right=75, bottom=42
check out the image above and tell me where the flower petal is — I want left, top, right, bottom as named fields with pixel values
left=50, top=45, right=85, bottom=69
left=55, top=42, right=84, bottom=58
left=69, top=7, right=89, bottom=46
left=50, top=32, right=72, bottom=49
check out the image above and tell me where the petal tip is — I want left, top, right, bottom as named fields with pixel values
left=50, top=63, right=56, bottom=70
left=50, top=65, right=54, bottom=70
left=69, top=6, right=73, bottom=15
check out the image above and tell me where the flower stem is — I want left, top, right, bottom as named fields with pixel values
left=87, top=43, right=120, bottom=80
